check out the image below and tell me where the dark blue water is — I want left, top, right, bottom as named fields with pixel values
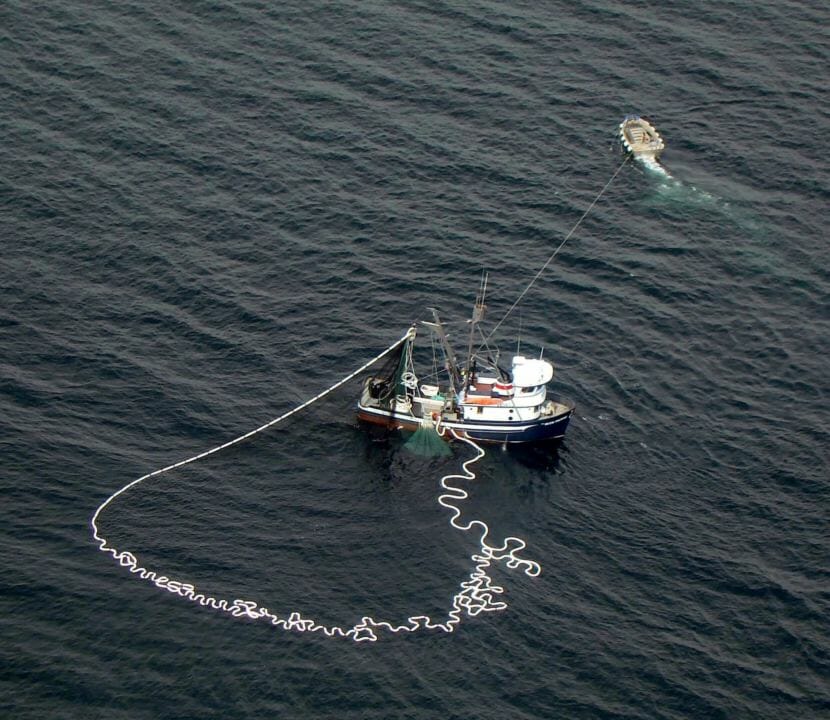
left=2, top=1, right=828, bottom=717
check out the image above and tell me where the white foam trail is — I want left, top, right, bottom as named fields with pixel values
left=638, top=155, right=673, bottom=179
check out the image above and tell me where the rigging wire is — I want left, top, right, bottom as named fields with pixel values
left=481, top=155, right=630, bottom=347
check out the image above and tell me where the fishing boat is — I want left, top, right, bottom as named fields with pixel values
left=357, top=278, right=575, bottom=444
left=618, top=115, right=665, bottom=160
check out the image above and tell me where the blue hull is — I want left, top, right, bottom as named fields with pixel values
left=456, top=412, right=573, bottom=444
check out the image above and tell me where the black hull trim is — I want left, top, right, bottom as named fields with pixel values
left=357, top=405, right=573, bottom=445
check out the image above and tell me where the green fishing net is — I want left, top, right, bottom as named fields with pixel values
left=403, top=424, right=453, bottom=457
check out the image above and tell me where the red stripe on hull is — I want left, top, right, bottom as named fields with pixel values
left=356, top=409, right=422, bottom=432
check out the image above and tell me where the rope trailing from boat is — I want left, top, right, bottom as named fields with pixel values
left=90, top=335, right=540, bottom=642
left=483, top=155, right=631, bottom=345
left=91, top=329, right=414, bottom=526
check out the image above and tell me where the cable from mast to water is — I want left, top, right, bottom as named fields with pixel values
left=482, top=155, right=630, bottom=346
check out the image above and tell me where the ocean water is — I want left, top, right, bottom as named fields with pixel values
left=2, top=0, right=828, bottom=717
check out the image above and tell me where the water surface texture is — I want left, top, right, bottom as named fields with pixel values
left=2, top=1, right=828, bottom=718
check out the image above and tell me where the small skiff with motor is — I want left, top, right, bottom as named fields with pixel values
left=619, top=115, right=665, bottom=160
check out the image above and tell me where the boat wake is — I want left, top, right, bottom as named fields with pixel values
left=90, top=335, right=541, bottom=643
left=639, top=154, right=673, bottom=179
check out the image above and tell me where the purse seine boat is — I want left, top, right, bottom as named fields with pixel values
left=357, top=279, right=574, bottom=445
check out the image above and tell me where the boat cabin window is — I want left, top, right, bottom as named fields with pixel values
left=521, top=385, right=540, bottom=393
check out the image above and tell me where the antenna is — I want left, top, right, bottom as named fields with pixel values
left=517, top=311, right=522, bottom=356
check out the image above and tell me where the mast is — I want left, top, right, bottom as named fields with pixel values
left=422, top=309, right=461, bottom=398
left=464, top=271, right=488, bottom=390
